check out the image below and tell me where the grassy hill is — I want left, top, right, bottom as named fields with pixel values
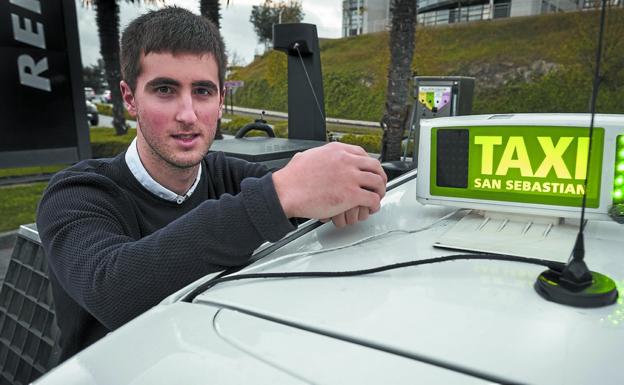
left=230, top=9, right=624, bottom=122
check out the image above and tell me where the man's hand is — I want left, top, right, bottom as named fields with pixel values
left=320, top=206, right=371, bottom=228
left=273, top=142, right=387, bottom=224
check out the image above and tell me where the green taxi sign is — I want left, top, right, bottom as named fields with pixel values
left=416, top=114, right=624, bottom=220
left=430, top=125, right=604, bottom=208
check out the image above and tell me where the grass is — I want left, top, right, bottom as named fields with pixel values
left=0, top=183, right=48, bottom=233
left=230, top=10, right=624, bottom=121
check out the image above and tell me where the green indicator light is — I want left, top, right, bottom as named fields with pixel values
left=616, top=136, right=624, bottom=204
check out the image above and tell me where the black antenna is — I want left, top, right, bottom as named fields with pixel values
left=534, top=0, right=618, bottom=308
left=293, top=43, right=326, bottom=123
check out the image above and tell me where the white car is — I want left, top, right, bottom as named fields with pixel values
left=35, top=114, right=624, bottom=385
left=85, top=100, right=99, bottom=126
left=83, top=87, right=95, bottom=101
left=102, top=89, right=111, bottom=103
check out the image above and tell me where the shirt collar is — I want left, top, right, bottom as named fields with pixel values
left=125, top=138, right=202, bottom=204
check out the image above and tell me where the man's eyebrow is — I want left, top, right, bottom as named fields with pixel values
left=192, top=80, right=218, bottom=90
left=145, top=77, right=180, bottom=89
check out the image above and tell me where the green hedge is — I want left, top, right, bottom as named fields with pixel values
left=339, top=133, right=382, bottom=153
left=338, top=132, right=417, bottom=156
left=89, top=127, right=136, bottom=158
left=96, top=103, right=135, bottom=121
left=220, top=116, right=289, bottom=138
left=0, top=165, right=66, bottom=178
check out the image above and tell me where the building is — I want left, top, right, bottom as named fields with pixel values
left=342, top=0, right=622, bottom=36
left=342, top=0, right=391, bottom=37
left=417, top=0, right=602, bottom=26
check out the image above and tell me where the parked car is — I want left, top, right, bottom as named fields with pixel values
left=84, top=87, right=95, bottom=101
left=86, top=100, right=99, bottom=126
left=102, top=89, right=112, bottom=103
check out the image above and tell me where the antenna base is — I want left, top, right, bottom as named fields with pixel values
left=535, top=268, right=618, bottom=308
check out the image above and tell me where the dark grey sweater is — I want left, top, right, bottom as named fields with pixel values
left=36, top=151, right=295, bottom=360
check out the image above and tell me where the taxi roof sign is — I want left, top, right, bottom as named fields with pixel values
left=416, top=113, right=624, bottom=220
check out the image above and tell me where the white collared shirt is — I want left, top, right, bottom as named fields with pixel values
left=125, top=138, right=202, bottom=204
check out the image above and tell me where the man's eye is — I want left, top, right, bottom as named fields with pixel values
left=156, top=86, right=173, bottom=94
left=195, top=88, right=213, bottom=96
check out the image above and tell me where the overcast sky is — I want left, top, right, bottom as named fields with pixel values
left=76, top=0, right=343, bottom=68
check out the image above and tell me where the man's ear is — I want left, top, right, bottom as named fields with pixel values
left=120, top=80, right=137, bottom=117
left=218, top=87, right=225, bottom=119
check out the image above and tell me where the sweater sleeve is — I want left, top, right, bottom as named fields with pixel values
left=36, top=167, right=295, bottom=331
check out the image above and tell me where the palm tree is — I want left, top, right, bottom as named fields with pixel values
left=380, top=0, right=416, bottom=161
left=199, top=0, right=230, bottom=139
left=93, top=0, right=125, bottom=135
left=84, top=0, right=162, bottom=136
left=200, top=0, right=221, bottom=28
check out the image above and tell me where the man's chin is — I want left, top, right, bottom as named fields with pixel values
left=166, top=153, right=206, bottom=170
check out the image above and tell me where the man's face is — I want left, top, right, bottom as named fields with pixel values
left=121, top=52, right=223, bottom=170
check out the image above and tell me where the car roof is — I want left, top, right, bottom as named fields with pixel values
left=190, top=172, right=624, bottom=384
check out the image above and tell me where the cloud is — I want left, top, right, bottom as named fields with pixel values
left=76, top=0, right=343, bottom=67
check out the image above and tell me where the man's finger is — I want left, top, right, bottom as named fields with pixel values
left=332, top=212, right=347, bottom=228
left=358, top=207, right=370, bottom=222
left=345, top=207, right=359, bottom=225
left=354, top=156, right=388, bottom=184
left=354, top=190, right=381, bottom=213
left=358, top=172, right=386, bottom=199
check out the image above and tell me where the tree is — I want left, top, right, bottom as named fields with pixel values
left=228, top=50, right=245, bottom=67
left=199, top=0, right=231, bottom=140
left=83, top=0, right=162, bottom=136
left=379, top=0, right=416, bottom=162
left=82, top=60, right=106, bottom=93
left=250, top=0, right=304, bottom=50
left=200, top=0, right=221, bottom=29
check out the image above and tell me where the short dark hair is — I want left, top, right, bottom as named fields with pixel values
left=120, top=7, right=226, bottom=92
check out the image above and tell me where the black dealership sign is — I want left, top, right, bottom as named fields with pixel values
left=0, top=0, right=90, bottom=168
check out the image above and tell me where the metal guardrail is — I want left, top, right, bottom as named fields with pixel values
left=231, top=106, right=379, bottom=128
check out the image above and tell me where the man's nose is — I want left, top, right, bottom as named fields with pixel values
left=175, top=93, right=198, bottom=126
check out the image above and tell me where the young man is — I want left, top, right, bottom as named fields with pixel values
left=36, top=7, right=386, bottom=360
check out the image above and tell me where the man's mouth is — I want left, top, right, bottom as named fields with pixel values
left=172, top=133, right=199, bottom=143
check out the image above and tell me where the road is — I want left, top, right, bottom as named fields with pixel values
left=98, top=115, right=137, bottom=129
